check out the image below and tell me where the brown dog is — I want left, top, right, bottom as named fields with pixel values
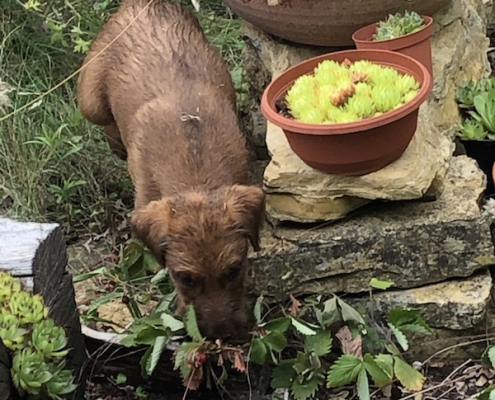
left=77, top=0, right=265, bottom=339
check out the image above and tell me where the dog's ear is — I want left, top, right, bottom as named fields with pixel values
left=224, top=185, right=266, bottom=251
left=131, top=199, right=172, bottom=264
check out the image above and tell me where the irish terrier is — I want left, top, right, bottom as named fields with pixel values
left=77, top=0, right=265, bottom=340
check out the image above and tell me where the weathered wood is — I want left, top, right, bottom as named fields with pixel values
left=0, top=339, right=17, bottom=400
left=0, top=217, right=87, bottom=399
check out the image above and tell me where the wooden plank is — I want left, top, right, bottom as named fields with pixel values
left=0, top=217, right=87, bottom=399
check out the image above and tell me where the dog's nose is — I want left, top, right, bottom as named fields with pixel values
left=201, top=321, right=233, bottom=341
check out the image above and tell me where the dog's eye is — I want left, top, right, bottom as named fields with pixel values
left=227, top=265, right=241, bottom=282
left=178, top=273, right=195, bottom=289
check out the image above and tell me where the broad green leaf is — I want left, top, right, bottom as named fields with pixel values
left=150, top=269, right=169, bottom=284
left=115, top=374, right=127, bottom=385
left=271, top=360, right=296, bottom=389
left=305, top=329, right=332, bottom=357
left=396, top=323, right=434, bottom=335
left=393, top=356, right=424, bottom=391
left=363, top=354, right=393, bottom=387
left=161, top=313, right=185, bottom=332
left=291, top=317, right=317, bottom=336
left=478, top=385, right=495, bottom=400
left=86, top=291, right=122, bottom=317
left=263, top=331, right=287, bottom=353
left=482, top=346, right=495, bottom=368
left=369, top=278, right=394, bottom=290
left=249, top=338, right=268, bottom=365
left=263, top=317, right=291, bottom=334
left=327, top=354, right=363, bottom=388
left=388, top=308, right=433, bottom=334
left=356, top=367, right=370, bottom=400
left=184, top=305, right=202, bottom=341
left=337, top=298, right=366, bottom=326
left=254, top=296, right=263, bottom=325
left=291, top=373, right=321, bottom=400
left=146, top=336, right=167, bottom=376
left=140, top=346, right=153, bottom=378
left=488, top=346, right=495, bottom=370
left=133, top=326, right=168, bottom=346
left=72, top=267, right=107, bottom=283
left=143, top=250, right=160, bottom=272
left=388, top=323, right=408, bottom=351
left=293, top=352, right=312, bottom=374
left=322, top=297, right=341, bottom=327
left=374, top=354, right=394, bottom=380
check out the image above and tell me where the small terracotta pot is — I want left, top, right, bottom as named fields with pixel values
left=352, top=16, right=434, bottom=78
left=260, top=49, right=433, bottom=176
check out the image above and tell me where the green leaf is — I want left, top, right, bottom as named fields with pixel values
left=249, top=338, right=268, bottom=365
left=184, top=305, right=202, bottom=341
left=115, top=373, right=127, bottom=385
left=369, top=278, right=394, bottom=290
left=357, top=367, right=370, bottom=400
left=143, top=250, right=160, bottom=272
left=374, top=354, right=394, bottom=381
left=271, top=360, right=297, bottom=389
left=161, top=313, right=185, bottom=332
left=363, top=354, right=393, bottom=387
left=72, top=267, right=107, bottom=283
left=327, top=354, right=363, bottom=388
left=150, top=269, right=169, bottom=284
left=483, top=346, right=495, bottom=369
left=86, top=291, right=122, bottom=317
left=388, top=323, right=408, bottom=351
left=478, top=385, right=495, bottom=400
left=146, top=336, right=167, bottom=376
left=337, top=298, right=366, bottom=326
left=263, top=317, right=291, bottom=334
left=263, top=331, right=287, bottom=353
left=291, top=373, right=321, bottom=400
left=254, top=296, right=263, bottom=325
left=305, top=329, right=332, bottom=357
left=291, top=317, right=317, bottom=336
left=321, top=297, right=341, bottom=326
left=393, top=356, right=424, bottom=391
left=388, top=308, right=433, bottom=334
left=140, top=346, right=153, bottom=378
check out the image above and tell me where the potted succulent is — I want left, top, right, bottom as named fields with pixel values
left=261, top=49, right=433, bottom=176
left=221, top=0, right=448, bottom=48
left=455, top=78, right=495, bottom=196
left=352, top=11, right=434, bottom=77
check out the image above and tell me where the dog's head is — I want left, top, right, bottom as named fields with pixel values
left=131, top=184, right=265, bottom=340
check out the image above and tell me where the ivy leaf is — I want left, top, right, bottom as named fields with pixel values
left=249, top=338, right=268, bottom=365
left=363, top=354, right=393, bottom=387
left=393, top=356, right=425, bottom=391
left=357, top=367, right=370, bottom=400
left=184, top=305, right=202, bottom=342
left=271, top=360, right=297, bottom=389
left=291, top=373, right=321, bottom=400
left=161, top=313, right=185, bottom=332
left=305, top=329, right=332, bottom=357
left=291, top=317, right=317, bottom=336
left=263, top=317, right=291, bottom=334
left=388, top=323, right=408, bottom=351
left=146, top=336, right=167, bottom=376
left=369, top=278, right=394, bottom=290
left=263, top=331, right=288, bottom=353
left=327, top=354, right=363, bottom=388
left=482, top=346, right=495, bottom=369
left=374, top=354, right=394, bottom=381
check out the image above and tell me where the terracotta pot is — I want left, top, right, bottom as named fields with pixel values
left=222, top=0, right=449, bottom=47
left=352, top=16, right=434, bottom=77
left=260, top=49, right=433, bottom=176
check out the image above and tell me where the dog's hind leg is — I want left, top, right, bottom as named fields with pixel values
left=104, top=121, right=127, bottom=161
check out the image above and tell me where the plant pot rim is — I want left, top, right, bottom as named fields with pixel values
left=261, top=49, right=433, bottom=135
left=351, top=15, right=433, bottom=46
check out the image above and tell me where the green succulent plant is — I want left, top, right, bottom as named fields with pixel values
left=284, top=59, right=420, bottom=125
left=456, top=118, right=491, bottom=141
left=0, top=271, right=77, bottom=399
left=373, top=10, right=425, bottom=41
left=455, top=78, right=495, bottom=110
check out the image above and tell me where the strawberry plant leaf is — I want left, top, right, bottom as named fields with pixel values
left=161, top=313, right=185, bottom=332
left=263, top=317, right=291, bottom=333
left=291, top=373, right=321, bottom=400
left=357, top=367, right=370, bottom=400
left=482, top=346, right=495, bottom=369
left=184, top=305, right=202, bottom=342
left=305, top=329, right=332, bottom=357
left=254, top=296, right=263, bottom=325
left=263, top=331, right=287, bottom=353
left=388, top=323, right=408, bottom=351
left=388, top=308, right=433, bottom=334
left=146, top=336, right=167, bottom=376
left=337, top=298, right=366, bottom=326
left=327, top=354, right=363, bottom=388
left=271, top=360, right=297, bottom=389
left=374, top=354, right=394, bottom=380
left=363, top=354, right=393, bottom=387
left=291, top=317, right=317, bottom=336
left=393, top=356, right=424, bottom=391
left=369, top=278, right=394, bottom=290
left=249, top=338, right=268, bottom=365
left=321, top=297, right=341, bottom=327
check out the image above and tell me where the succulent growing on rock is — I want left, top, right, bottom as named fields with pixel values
left=284, top=58, right=420, bottom=125
left=0, top=270, right=77, bottom=399
left=373, top=10, right=425, bottom=41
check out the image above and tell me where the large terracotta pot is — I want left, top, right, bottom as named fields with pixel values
left=260, top=49, right=433, bottom=176
left=223, top=0, right=450, bottom=47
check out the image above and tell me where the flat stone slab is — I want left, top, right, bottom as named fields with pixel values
left=367, top=270, right=492, bottom=331
left=248, top=156, right=493, bottom=300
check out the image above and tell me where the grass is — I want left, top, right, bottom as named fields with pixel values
left=0, top=0, right=246, bottom=236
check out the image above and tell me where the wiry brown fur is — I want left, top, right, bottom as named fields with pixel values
left=77, top=0, right=265, bottom=339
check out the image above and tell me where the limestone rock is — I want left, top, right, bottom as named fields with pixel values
left=264, top=107, right=454, bottom=223
left=240, top=0, right=490, bottom=223
left=365, top=271, right=492, bottom=330
left=248, top=156, right=493, bottom=300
